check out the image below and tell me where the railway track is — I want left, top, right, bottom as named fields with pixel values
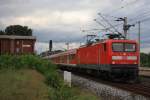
left=71, top=71, right=150, bottom=98
left=109, top=82, right=150, bottom=97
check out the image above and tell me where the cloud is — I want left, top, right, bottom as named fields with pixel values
left=35, top=42, right=49, bottom=54
left=141, top=47, right=150, bottom=53
left=0, top=0, right=150, bottom=53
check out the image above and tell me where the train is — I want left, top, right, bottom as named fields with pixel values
left=45, top=35, right=139, bottom=82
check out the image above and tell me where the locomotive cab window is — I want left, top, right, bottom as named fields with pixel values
left=125, top=43, right=136, bottom=52
left=112, top=43, right=124, bottom=52
left=112, top=43, right=136, bottom=52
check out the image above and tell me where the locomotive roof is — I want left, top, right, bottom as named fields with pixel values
left=79, top=39, right=137, bottom=48
left=105, top=39, right=137, bottom=43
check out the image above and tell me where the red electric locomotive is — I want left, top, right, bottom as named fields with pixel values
left=47, top=35, right=139, bottom=82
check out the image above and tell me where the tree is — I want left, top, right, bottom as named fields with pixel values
left=0, top=30, right=5, bottom=35
left=4, top=25, right=32, bottom=36
left=140, top=53, right=150, bottom=67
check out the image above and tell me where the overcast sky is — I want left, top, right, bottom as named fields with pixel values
left=0, top=0, right=150, bottom=53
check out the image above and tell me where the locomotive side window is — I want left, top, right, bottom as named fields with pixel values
left=60, top=56, right=63, bottom=63
left=125, top=43, right=136, bottom=52
left=112, top=43, right=124, bottom=52
left=69, top=54, right=75, bottom=60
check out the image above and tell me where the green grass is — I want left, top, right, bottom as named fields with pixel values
left=0, top=55, right=99, bottom=100
left=0, top=69, right=99, bottom=100
left=0, top=69, right=49, bottom=100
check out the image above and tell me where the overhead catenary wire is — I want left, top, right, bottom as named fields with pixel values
left=123, top=1, right=150, bottom=23
left=98, top=0, right=150, bottom=25
left=129, top=10, right=150, bottom=22
left=98, top=13, right=121, bottom=34
left=101, top=0, right=150, bottom=26
left=82, top=1, right=141, bottom=38
left=130, top=16, right=150, bottom=26
left=81, top=0, right=150, bottom=44
left=94, top=19, right=116, bottom=33
left=101, top=0, right=140, bottom=17
left=98, top=0, right=150, bottom=31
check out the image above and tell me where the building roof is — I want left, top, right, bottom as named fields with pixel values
left=0, top=35, right=36, bottom=40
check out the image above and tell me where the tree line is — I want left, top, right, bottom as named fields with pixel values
left=141, top=53, right=150, bottom=67
left=0, top=25, right=32, bottom=36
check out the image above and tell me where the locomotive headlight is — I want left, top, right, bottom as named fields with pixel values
left=112, top=61, right=115, bottom=64
left=127, top=56, right=137, bottom=60
left=112, top=56, right=122, bottom=60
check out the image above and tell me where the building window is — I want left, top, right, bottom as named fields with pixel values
left=16, top=48, right=20, bottom=53
left=17, top=41, right=19, bottom=45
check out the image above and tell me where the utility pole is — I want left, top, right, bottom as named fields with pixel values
left=66, top=42, right=70, bottom=64
left=49, top=40, right=52, bottom=52
left=123, top=17, right=128, bottom=38
left=116, top=17, right=134, bottom=39
left=138, top=21, right=141, bottom=67
left=66, top=42, right=69, bottom=50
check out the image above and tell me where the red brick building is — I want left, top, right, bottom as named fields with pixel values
left=0, top=35, right=36, bottom=55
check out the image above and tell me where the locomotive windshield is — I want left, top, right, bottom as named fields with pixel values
left=112, top=43, right=124, bottom=52
left=112, top=43, right=136, bottom=52
left=125, top=43, right=136, bottom=52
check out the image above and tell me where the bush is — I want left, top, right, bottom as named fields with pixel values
left=49, top=85, right=76, bottom=100
left=0, top=54, right=77, bottom=100
left=140, top=53, right=150, bottom=67
left=0, top=55, right=59, bottom=86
